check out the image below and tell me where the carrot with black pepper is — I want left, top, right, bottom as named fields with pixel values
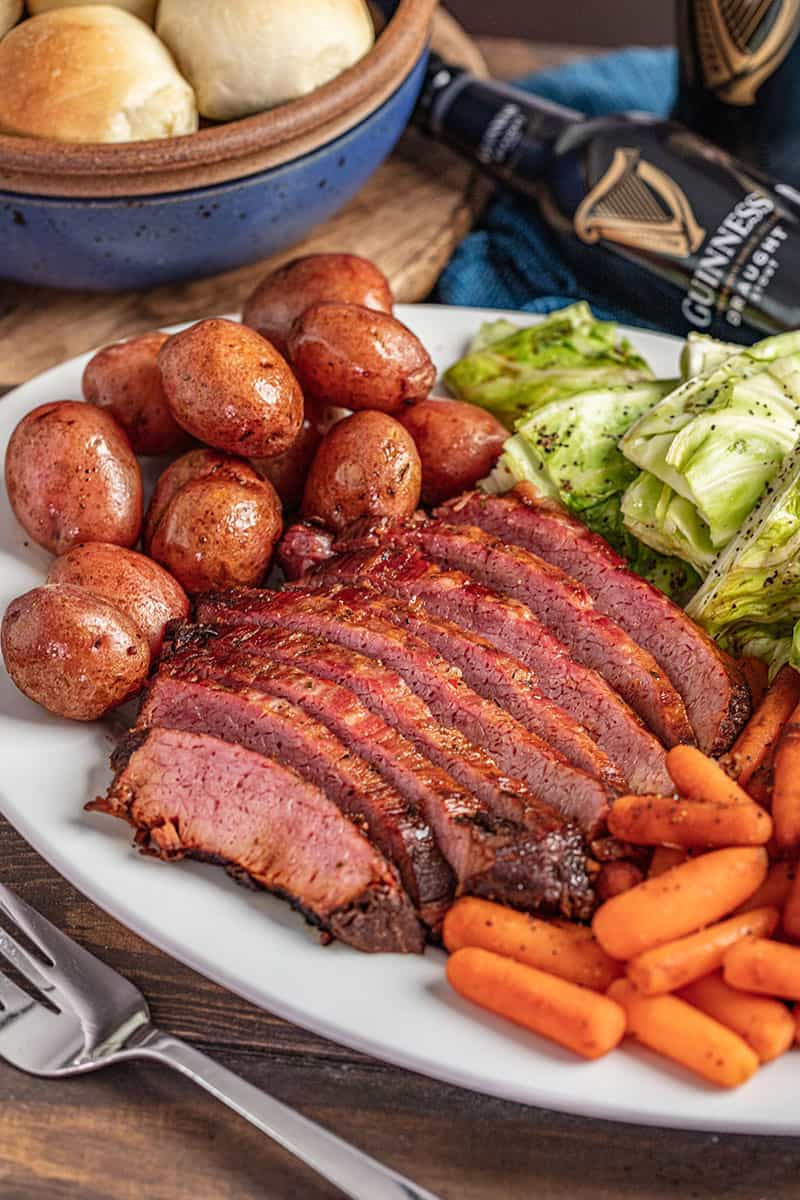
left=443, top=898, right=621, bottom=991
left=679, top=972, right=793, bottom=1063
left=725, top=936, right=800, bottom=1000
left=625, top=906, right=779, bottom=995
left=592, top=847, right=768, bottom=960
left=771, top=700, right=800, bottom=852
left=726, top=665, right=800, bottom=787
left=608, top=979, right=759, bottom=1088
left=665, top=745, right=756, bottom=807
left=447, top=947, right=626, bottom=1060
left=608, top=793, right=771, bottom=849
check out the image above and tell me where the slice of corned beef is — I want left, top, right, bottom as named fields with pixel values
left=90, top=726, right=424, bottom=953
left=397, top=519, right=693, bottom=748
left=138, top=672, right=453, bottom=931
left=299, top=551, right=672, bottom=795
left=169, top=622, right=594, bottom=917
left=438, top=486, right=750, bottom=755
left=193, top=589, right=616, bottom=832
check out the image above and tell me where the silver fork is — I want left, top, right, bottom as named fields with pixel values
left=0, top=883, right=440, bottom=1200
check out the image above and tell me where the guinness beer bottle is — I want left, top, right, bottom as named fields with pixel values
left=416, top=54, right=800, bottom=342
left=675, top=0, right=800, bottom=185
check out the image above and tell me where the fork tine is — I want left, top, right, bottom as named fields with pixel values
left=0, top=884, right=144, bottom=1013
left=0, top=924, right=58, bottom=1004
left=0, top=965, right=41, bottom=1019
left=0, top=883, right=88, bottom=971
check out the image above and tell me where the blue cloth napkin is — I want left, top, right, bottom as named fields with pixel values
left=436, top=47, right=680, bottom=332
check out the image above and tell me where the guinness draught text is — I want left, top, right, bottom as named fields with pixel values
left=416, top=54, right=800, bottom=342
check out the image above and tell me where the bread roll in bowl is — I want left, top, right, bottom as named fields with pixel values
left=0, top=0, right=22, bottom=38
left=157, top=0, right=375, bottom=121
left=27, top=0, right=157, bottom=22
left=0, top=7, right=198, bottom=143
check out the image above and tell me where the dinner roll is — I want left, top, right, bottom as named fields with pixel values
left=27, top=0, right=158, bottom=22
left=0, top=7, right=198, bottom=143
left=157, top=0, right=374, bottom=121
left=0, top=0, right=22, bottom=38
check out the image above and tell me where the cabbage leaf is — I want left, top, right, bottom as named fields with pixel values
left=621, top=331, right=800, bottom=555
left=687, top=446, right=800, bottom=665
left=445, top=302, right=653, bottom=428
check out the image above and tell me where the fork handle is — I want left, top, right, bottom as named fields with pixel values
left=128, top=1028, right=441, bottom=1200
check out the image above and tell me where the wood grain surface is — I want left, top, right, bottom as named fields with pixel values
left=3, top=33, right=799, bottom=1200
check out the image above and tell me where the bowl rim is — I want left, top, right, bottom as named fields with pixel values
left=0, top=0, right=437, bottom=180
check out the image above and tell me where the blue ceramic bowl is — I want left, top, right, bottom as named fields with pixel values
left=0, top=0, right=433, bottom=291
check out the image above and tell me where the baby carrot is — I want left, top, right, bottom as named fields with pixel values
left=442, top=897, right=622, bottom=992
left=782, top=864, right=800, bottom=941
left=608, top=978, right=759, bottom=1089
left=679, top=971, right=794, bottom=1063
left=736, top=860, right=795, bottom=914
left=665, top=746, right=755, bottom=807
left=736, top=657, right=770, bottom=710
left=745, top=757, right=774, bottom=807
left=626, top=906, right=779, bottom=995
left=447, top=947, right=626, bottom=1060
left=608, top=793, right=772, bottom=849
left=727, top=665, right=800, bottom=787
left=592, top=847, right=768, bottom=961
left=648, top=846, right=687, bottom=878
left=595, top=861, right=644, bottom=901
left=724, top=936, right=800, bottom=1000
left=771, top=700, right=800, bottom=852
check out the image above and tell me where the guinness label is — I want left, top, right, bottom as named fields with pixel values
left=692, top=0, right=800, bottom=103
left=574, top=148, right=706, bottom=257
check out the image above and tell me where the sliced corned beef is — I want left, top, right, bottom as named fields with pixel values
left=439, top=486, right=750, bottom=755
left=91, top=726, right=424, bottom=953
left=138, top=672, right=454, bottom=931
left=398, top=520, right=693, bottom=748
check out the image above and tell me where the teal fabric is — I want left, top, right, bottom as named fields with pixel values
left=436, top=47, right=680, bottom=331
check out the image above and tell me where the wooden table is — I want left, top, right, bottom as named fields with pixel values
left=2, top=36, right=799, bottom=1200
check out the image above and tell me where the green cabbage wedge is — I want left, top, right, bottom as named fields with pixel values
left=621, top=331, right=800, bottom=558
left=687, top=446, right=800, bottom=672
left=444, top=302, right=653, bottom=429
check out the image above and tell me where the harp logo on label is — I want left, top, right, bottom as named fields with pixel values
left=574, top=147, right=706, bottom=258
left=693, top=0, right=800, bottom=104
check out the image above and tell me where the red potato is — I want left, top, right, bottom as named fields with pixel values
left=288, top=303, right=436, bottom=414
left=249, top=401, right=347, bottom=512
left=143, top=448, right=233, bottom=551
left=1, top=584, right=149, bottom=720
left=145, top=450, right=282, bottom=593
left=242, top=253, right=393, bottom=356
left=399, top=398, right=507, bottom=505
left=4, top=401, right=143, bottom=554
left=301, top=411, right=421, bottom=534
left=250, top=414, right=323, bottom=512
left=82, top=331, right=190, bottom=456
left=47, top=543, right=189, bottom=658
left=159, top=318, right=304, bottom=459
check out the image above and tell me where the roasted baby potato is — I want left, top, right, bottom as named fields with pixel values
left=250, top=413, right=323, bottom=513
left=242, top=253, right=393, bottom=356
left=302, top=410, right=421, bottom=533
left=142, top=447, right=228, bottom=551
left=4, top=400, right=143, bottom=554
left=145, top=449, right=282, bottom=592
left=1, top=584, right=150, bottom=720
left=250, top=401, right=348, bottom=512
left=159, top=318, right=304, bottom=458
left=47, top=542, right=189, bottom=658
left=82, top=331, right=190, bottom=456
left=288, top=303, right=436, bottom=414
left=399, top=398, right=507, bottom=505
